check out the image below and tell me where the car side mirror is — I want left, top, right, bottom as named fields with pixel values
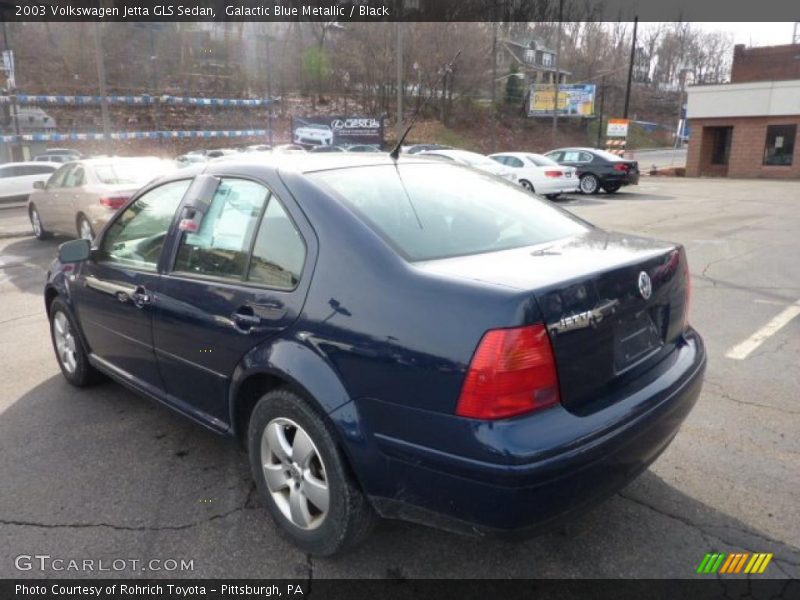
left=58, top=239, right=91, bottom=263
left=33, top=181, right=45, bottom=190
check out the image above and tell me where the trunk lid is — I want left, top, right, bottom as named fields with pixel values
left=416, top=229, right=689, bottom=414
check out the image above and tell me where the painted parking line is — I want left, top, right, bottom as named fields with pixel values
left=725, top=300, right=800, bottom=360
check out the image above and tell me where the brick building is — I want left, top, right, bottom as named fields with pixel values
left=685, top=44, right=800, bottom=178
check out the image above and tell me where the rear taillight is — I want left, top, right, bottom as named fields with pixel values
left=544, top=170, right=563, bottom=178
left=456, top=324, right=560, bottom=420
left=99, top=196, right=129, bottom=209
left=613, top=163, right=630, bottom=172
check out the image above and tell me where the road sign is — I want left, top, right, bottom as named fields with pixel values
left=607, top=118, right=629, bottom=137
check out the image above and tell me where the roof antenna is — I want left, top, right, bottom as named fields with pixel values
left=389, top=50, right=462, bottom=160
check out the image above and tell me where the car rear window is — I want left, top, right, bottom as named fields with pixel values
left=309, top=164, right=589, bottom=261
left=93, top=160, right=173, bottom=184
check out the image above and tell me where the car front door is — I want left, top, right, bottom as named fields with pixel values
left=71, top=179, right=192, bottom=393
left=34, top=164, right=70, bottom=233
left=153, top=177, right=310, bottom=427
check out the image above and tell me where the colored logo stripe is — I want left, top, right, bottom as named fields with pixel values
left=697, top=552, right=773, bottom=574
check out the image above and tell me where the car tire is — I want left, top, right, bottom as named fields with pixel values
left=520, top=179, right=535, bottom=193
left=77, top=215, right=95, bottom=242
left=602, top=183, right=621, bottom=194
left=49, top=297, right=103, bottom=387
left=248, top=388, right=377, bottom=556
left=29, top=205, right=50, bottom=240
left=579, top=174, right=600, bottom=195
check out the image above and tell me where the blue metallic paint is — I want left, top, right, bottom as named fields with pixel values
left=44, top=155, right=705, bottom=536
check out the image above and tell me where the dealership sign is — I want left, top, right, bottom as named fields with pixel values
left=292, top=115, right=384, bottom=149
left=528, top=84, right=595, bottom=117
left=607, top=118, right=629, bottom=137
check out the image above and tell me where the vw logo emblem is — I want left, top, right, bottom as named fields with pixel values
left=638, top=271, right=652, bottom=300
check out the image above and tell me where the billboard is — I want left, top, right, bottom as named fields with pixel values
left=291, top=115, right=384, bottom=149
left=528, top=84, right=595, bottom=117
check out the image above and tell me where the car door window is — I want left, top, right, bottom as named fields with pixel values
left=63, top=166, right=84, bottom=187
left=247, top=197, right=306, bottom=290
left=46, top=165, right=71, bottom=188
left=174, top=179, right=269, bottom=280
left=579, top=152, right=594, bottom=163
left=99, top=180, right=191, bottom=271
left=506, top=156, right=524, bottom=168
left=545, top=152, right=562, bottom=162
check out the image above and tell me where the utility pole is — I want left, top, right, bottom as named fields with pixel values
left=490, top=21, right=497, bottom=152
left=623, top=16, right=638, bottom=119
left=551, top=0, right=563, bottom=145
left=596, top=74, right=606, bottom=148
left=396, top=21, right=403, bottom=140
left=264, top=24, right=274, bottom=146
left=2, top=21, right=21, bottom=160
left=93, top=23, right=112, bottom=155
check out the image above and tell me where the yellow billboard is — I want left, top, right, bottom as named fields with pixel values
left=528, top=84, right=596, bottom=117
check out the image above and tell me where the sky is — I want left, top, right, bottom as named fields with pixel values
left=687, top=22, right=796, bottom=47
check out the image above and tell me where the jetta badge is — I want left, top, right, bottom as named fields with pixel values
left=638, top=271, right=652, bottom=300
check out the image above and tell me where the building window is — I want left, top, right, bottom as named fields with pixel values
left=763, top=124, right=796, bottom=166
left=542, top=53, right=553, bottom=67
left=524, top=49, right=534, bottom=64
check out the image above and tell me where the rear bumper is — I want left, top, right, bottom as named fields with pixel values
left=360, top=330, right=705, bottom=534
left=536, top=179, right=579, bottom=195
left=602, top=172, right=640, bottom=186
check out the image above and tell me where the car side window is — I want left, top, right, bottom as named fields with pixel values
left=99, top=180, right=191, bottom=271
left=545, top=152, right=562, bottom=162
left=47, top=165, right=71, bottom=188
left=63, top=166, right=84, bottom=187
left=0, top=166, right=9, bottom=178
left=247, top=197, right=306, bottom=289
left=506, top=156, right=524, bottom=168
left=174, top=179, right=269, bottom=280
left=492, top=156, right=508, bottom=166
left=579, top=152, right=594, bottom=163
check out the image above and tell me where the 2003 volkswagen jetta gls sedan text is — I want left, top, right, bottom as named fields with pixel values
left=44, top=154, right=705, bottom=556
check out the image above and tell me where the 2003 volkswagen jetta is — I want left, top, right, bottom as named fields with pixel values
left=44, top=154, right=705, bottom=555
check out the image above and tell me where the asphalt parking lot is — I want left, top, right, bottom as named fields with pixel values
left=1, top=177, right=798, bottom=579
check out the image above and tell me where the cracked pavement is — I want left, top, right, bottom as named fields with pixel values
left=0, top=177, right=798, bottom=578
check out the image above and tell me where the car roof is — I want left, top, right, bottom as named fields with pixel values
left=549, top=147, right=598, bottom=153
left=1, top=161, right=61, bottom=167
left=201, top=152, right=448, bottom=175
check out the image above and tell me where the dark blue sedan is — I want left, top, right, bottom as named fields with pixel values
left=44, top=154, right=705, bottom=556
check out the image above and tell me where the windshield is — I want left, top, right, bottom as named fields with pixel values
left=93, top=160, right=173, bottom=185
left=310, top=164, right=588, bottom=261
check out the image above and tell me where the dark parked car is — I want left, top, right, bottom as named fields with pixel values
left=309, top=145, right=346, bottom=153
left=545, top=147, right=640, bottom=194
left=44, top=154, right=704, bottom=556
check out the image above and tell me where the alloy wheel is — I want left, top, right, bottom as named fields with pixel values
left=79, top=218, right=93, bottom=242
left=261, top=417, right=329, bottom=530
left=53, top=311, right=78, bottom=374
left=580, top=174, right=598, bottom=194
left=31, top=209, right=42, bottom=238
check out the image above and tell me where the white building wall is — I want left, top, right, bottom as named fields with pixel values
left=687, top=80, right=800, bottom=119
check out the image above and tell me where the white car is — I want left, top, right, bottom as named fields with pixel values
left=293, top=124, right=334, bottom=146
left=489, top=152, right=579, bottom=199
left=0, top=162, right=61, bottom=202
left=419, top=149, right=517, bottom=183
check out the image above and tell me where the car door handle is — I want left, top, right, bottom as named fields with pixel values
left=231, top=307, right=262, bottom=331
left=131, top=285, right=152, bottom=308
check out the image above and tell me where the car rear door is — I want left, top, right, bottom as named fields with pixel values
left=152, top=176, right=312, bottom=425
left=71, top=179, right=192, bottom=392
left=33, top=164, right=70, bottom=232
